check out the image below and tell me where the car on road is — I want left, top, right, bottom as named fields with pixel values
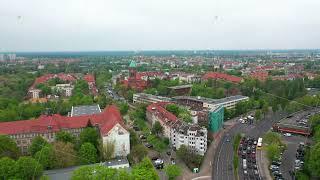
left=283, top=133, right=292, bottom=137
left=171, top=158, right=176, bottom=165
left=272, top=161, right=281, bottom=166
left=243, top=170, right=248, bottom=175
left=145, top=143, right=153, bottom=148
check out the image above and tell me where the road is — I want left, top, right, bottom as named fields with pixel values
left=212, top=111, right=287, bottom=180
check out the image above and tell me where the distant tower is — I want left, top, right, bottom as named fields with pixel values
left=128, top=60, right=137, bottom=88
left=129, top=60, right=137, bottom=79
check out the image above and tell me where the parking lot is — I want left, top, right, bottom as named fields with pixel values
left=273, top=108, right=320, bottom=136
left=280, top=135, right=309, bottom=180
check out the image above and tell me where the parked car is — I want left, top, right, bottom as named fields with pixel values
left=171, top=158, right=176, bottom=165
left=145, top=143, right=153, bottom=148
left=284, top=133, right=292, bottom=137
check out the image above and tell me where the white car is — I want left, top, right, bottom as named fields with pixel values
left=284, top=133, right=292, bottom=137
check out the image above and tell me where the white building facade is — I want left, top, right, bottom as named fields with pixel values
left=102, top=123, right=130, bottom=157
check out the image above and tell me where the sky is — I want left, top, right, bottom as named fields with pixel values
left=0, top=0, right=320, bottom=51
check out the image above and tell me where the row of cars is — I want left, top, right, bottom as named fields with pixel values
left=294, top=142, right=305, bottom=171
left=239, top=115, right=255, bottom=124
left=269, top=160, right=283, bottom=180
left=238, top=137, right=260, bottom=180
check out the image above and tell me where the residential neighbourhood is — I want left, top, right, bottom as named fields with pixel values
left=1, top=1, right=320, bottom=179
left=1, top=52, right=320, bottom=180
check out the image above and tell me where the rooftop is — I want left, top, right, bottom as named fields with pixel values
left=173, top=95, right=249, bottom=105
left=202, top=72, right=243, bottom=83
left=168, top=84, right=193, bottom=90
left=0, top=105, right=124, bottom=136
left=103, top=157, right=129, bottom=167
left=71, top=104, right=101, bottom=117
left=134, top=93, right=172, bottom=101
left=129, top=60, right=137, bottom=68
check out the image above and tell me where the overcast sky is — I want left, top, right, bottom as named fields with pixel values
left=0, top=0, right=320, bottom=51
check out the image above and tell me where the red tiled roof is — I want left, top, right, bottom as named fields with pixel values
left=31, top=73, right=76, bottom=88
left=147, top=102, right=178, bottom=124
left=0, top=105, right=124, bottom=136
left=138, top=72, right=164, bottom=77
left=202, top=72, right=242, bottom=83
left=250, top=71, right=268, bottom=81
left=255, top=66, right=274, bottom=71
left=84, top=74, right=95, bottom=83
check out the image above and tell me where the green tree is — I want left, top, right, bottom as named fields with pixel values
left=53, top=141, right=77, bottom=168
left=131, top=144, right=148, bottom=162
left=164, top=164, right=182, bottom=180
left=132, top=157, right=159, bottom=180
left=34, top=145, right=56, bottom=170
left=79, top=143, right=97, bottom=164
left=80, top=127, right=99, bottom=148
left=308, top=142, right=320, bottom=177
left=177, top=145, right=188, bottom=159
left=0, top=157, right=16, bottom=179
left=266, top=143, right=281, bottom=161
left=166, top=104, right=180, bottom=116
left=178, top=112, right=192, bottom=123
left=152, top=121, right=163, bottom=136
left=55, top=131, right=76, bottom=144
left=0, top=135, right=20, bottom=159
left=262, top=102, right=269, bottom=118
left=255, top=110, right=262, bottom=121
left=118, top=102, right=129, bottom=115
left=36, top=83, right=51, bottom=95
left=15, top=156, right=43, bottom=179
left=71, top=165, right=118, bottom=180
left=29, top=136, right=49, bottom=156
left=103, top=140, right=115, bottom=160
left=116, top=169, right=132, bottom=179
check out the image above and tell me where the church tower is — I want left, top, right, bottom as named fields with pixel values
left=129, top=60, right=137, bottom=79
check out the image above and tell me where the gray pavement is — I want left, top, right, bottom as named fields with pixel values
left=257, top=149, right=272, bottom=180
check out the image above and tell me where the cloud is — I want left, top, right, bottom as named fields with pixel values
left=0, top=0, right=319, bottom=51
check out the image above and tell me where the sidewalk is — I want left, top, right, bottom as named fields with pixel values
left=178, top=120, right=238, bottom=180
left=257, top=149, right=272, bottom=180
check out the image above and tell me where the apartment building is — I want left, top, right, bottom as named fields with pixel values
left=173, top=95, right=249, bottom=110
left=146, top=102, right=207, bottom=155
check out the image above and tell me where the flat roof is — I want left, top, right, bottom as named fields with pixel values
left=104, top=157, right=129, bottom=167
left=173, top=95, right=249, bottom=105
left=168, top=84, right=192, bottom=89
left=71, top=104, right=101, bottom=117
left=134, top=93, right=172, bottom=101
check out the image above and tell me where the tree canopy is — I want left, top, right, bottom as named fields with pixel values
left=0, top=135, right=20, bottom=159
left=79, top=142, right=98, bottom=164
left=29, top=136, right=49, bottom=156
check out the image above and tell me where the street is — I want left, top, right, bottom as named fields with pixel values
left=212, top=111, right=286, bottom=180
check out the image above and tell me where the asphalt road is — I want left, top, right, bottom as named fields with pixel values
left=212, top=111, right=287, bottom=180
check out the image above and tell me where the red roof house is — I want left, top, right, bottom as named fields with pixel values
left=202, top=72, right=243, bottom=83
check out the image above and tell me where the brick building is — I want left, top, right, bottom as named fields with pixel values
left=0, top=105, right=130, bottom=156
